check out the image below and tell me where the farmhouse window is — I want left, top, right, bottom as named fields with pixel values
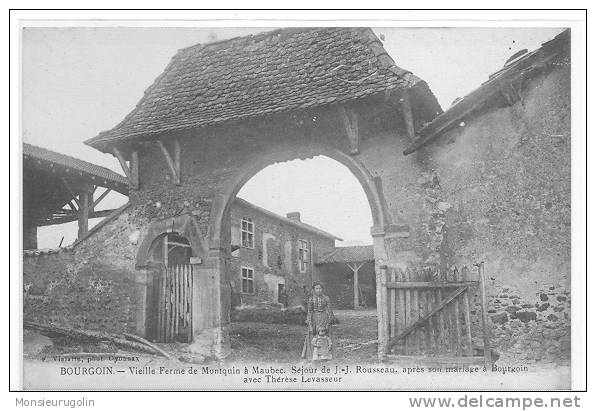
left=241, top=267, right=254, bottom=294
left=241, top=218, right=254, bottom=249
left=298, top=239, right=309, bottom=273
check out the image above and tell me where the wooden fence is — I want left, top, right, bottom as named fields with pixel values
left=380, top=262, right=491, bottom=366
left=156, top=264, right=193, bottom=343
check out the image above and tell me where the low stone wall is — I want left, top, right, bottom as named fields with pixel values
left=23, top=251, right=139, bottom=334
left=23, top=209, right=144, bottom=336
left=483, top=282, right=571, bottom=364
left=231, top=305, right=307, bottom=325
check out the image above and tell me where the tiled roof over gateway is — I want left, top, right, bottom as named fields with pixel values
left=86, top=27, right=430, bottom=151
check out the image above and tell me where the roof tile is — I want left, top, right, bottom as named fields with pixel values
left=86, top=27, right=422, bottom=150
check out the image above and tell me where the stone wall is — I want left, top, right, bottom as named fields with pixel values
left=23, top=209, right=146, bottom=335
left=487, top=283, right=571, bottom=364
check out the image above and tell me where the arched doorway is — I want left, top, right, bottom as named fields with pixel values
left=145, top=232, right=195, bottom=343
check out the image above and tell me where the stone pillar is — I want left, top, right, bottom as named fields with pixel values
left=353, top=266, right=359, bottom=309
left=188, top=248, right=231, bottom=359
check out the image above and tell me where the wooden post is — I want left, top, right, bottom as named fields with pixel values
left=157, top=140, right=181, bottom=185
left=426, top=289, right=433, bottom=351
left=173, top=140, right=181, bottom=181
left=130, top=150, right=139, bottom=190
left=398, top=269, right=406, bottom=351
left=436, top=285, right=445, bottom=349
left=348, top=262, right=364, bottom=309
left=389, top=268, right=396, bottom=342
left=189, top=265, right=193, bottom=343
left=378, top=265, right=389, bottom=360
left=353, top=265, right=359, bottom=309
left=412, top=279, right=420, bottom=353
left=174, top=266, right=179, bottom=339
left=77, top=188, right=90, bottom=239
left=113, top=147, right=139, bottom=189
left=338, top=106, right=360, bottom=155
left=168, top=268, right=174, bottom=342
left=158, top=269, right=166, bottom=342
left=478, top=262, right=492, bottom=367
left=454, top=268, right=462, bottom=357
left=404, top=268, right=411, bottom=354
left=462, top=266, right=474, bottom=356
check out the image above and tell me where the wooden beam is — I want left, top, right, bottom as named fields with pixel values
left=60, top=178, right=80, bottom=208
left=113, top=147, right=139, bottom=190
left=130, top=150, right=139, bottom=190
left=385, top=281, right=478, bottom=289
left=37, top=209, right=117, bottom=226
left=91, top=188, right=112, bottom=210
left=113, top=147, right=131, bottom=180
left=338, top=106, right=359, bottom=155
left=156, top=140, right=181, bottom=185
left=173, top=140, right=181, bottom=182
left=400, top=90, right=415, bottom=141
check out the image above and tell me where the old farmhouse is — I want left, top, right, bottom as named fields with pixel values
left=23, top=27, right=571, bottom=364
left=230, top=198, right=340, bottom=308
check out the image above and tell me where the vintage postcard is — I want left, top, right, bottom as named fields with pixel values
left=15, top=12, right=586, bottom=391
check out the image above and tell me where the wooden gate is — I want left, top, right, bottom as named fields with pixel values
left=156, top=264, right=193, bottom=343
left=380, top=262, right=491, bottom=366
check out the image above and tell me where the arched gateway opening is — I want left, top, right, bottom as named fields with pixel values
left=207, top=146, right=390, bottom=360
left=210, top=147, right=388, bottom=250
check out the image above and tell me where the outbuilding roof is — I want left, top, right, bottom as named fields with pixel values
left=23, top=143, right=129, bottom=194
left=316, top=245, right=374, bottom=264
left=403, top=28, right=570, bottom=155
left=86, top=27, right=434, bottom=151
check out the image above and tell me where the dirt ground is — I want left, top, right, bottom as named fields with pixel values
left=226, top=308, right=378, bottom=363
left=21, top=308, right=572, bottom=390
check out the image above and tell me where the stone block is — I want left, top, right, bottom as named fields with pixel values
left=490, top=312, right=509, bottom=324
left=515, top=311, right=537, bottom=323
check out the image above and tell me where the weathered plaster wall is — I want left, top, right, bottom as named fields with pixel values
left=424, top=63, right=571, bottom=363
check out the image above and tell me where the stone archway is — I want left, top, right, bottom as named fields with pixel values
left=205, top=144, right=395, bottom=358
left=208, top=146, right=391, bottom=249
left=136, top=214, right=207, bottom=269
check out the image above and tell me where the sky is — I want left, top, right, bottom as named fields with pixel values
left=22, top=26, right=565, bottom=249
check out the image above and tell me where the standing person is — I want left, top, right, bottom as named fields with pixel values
left=301, top=282, right=334, bottom=360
